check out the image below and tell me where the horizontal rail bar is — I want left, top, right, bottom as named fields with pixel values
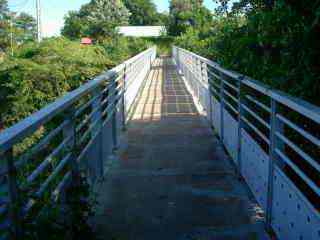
left=275, top=132, right=320, bottom=173
left=223, top=100, right=239, bottom=115
left=26, top=135, right=72, bottom=184
left=241, top=103, right=270, bottom=129
left=207, top=69, right=221, bottom=80
left=241, top=116, right=270, bottom=144
left=275, top=148, right=320, bottom=196
left=76, top=107, right=101, bottom=133
left=0, top=119, right=71, bottom=177
left=209, top=78, right=220, bottom=90
left=276, top=114, right=320, bottom=147
left=75, top=94, right=101, bottom=117
left=223, top=89, right=238, bottom=103
left=51, top=171, right=71, bottom=201
left=209, top=86, right=219, bottom=97
left=36, top=153, right=72, bottom=197
left=222, top=79, right=239, bottom=92
left=245, top=95, right=271, bottom=113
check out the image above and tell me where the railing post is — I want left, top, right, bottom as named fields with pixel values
left=121, top=66, right=127, bottom=131
left=63, top=107, right=80, bottom=185
left=179, top=49, right=181, bottom=70
left=149, top=53, right=152, bottom=71
left=90, top=88, right=103, bottom=179
left=62, top=107, right=80, bottom=234
left=192, top=57, right=197, bottom=98
left=237, top=76, right=244, bottom=174
left=201, top=61, right=209, bottom=116
left=5, top=148, right=23, bottom=239
left=179, top=51, right=183, bottom=74
left=202, top=62, right=209, bottom=115
left=177, top=48, right=180, bottom=70
left=266, top=98, right=277, bottom=228
left=219, top=73, right=225, bottom=141
left=189, top=56, right=193, bottom=93
left=196, top=58, right=201, bottom=104
left=111, top=76, right=118, bottom=151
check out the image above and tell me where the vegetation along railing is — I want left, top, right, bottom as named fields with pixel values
left=173, top=46, right=320, bottom=240
left=0, top=47, right=156, bottom=239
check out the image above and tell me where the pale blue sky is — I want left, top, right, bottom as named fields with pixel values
left=8, top=0, right=218, bottom=37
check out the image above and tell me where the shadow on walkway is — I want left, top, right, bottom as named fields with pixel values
left=92, top=57, right=270, bottom=240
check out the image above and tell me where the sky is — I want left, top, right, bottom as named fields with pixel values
left=8, top=0, right=218, bottom=37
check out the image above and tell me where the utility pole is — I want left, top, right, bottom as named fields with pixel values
left=36, top=0, right=42, bottom=42
left=9, top=14, right=14, bottom=56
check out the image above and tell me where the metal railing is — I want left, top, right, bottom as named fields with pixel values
left=0, top=46, right=156, bottom=239
left=173, top=46, right=320, bottom=240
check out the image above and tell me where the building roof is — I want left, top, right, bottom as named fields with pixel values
left=81, top=38, right=93, bottom=44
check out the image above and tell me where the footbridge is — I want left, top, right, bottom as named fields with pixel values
left=0, top=47, right=319, bottom=239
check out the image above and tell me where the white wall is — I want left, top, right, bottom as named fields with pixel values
left=117, top=26, right=166, bottom=37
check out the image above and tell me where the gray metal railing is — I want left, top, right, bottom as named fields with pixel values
left=0, top=46, right=156, bottom=239
left=173, top=46, right=320, bottom=240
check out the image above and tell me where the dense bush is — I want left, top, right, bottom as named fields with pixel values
left=0, top=38, right=108, bottom=127
left=0, top=37, right=151, bottom=129
left=101, top=36, right=152, bottom=64
left=174, top=0, right=320, bottom=106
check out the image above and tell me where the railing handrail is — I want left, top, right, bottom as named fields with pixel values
left=174, top=46, right=320, bottom=123
left=173, top=46, right=320, bottom=240
left=0, top=46, right=156, bottom=238
left=0, top=47, right=156, bottom=153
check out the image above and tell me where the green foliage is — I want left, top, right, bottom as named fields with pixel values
left=168, top=0, right=212, bottom=36
left=174, top=28, right=210, bottom=56
left=62, top=0, right=130, bottom=40
left=24, top=175, right=97, bottom=240
left=101, top=36, right=152, bottom=64
left=123, top=0, right=165, bottom=25
left=0, top=37, right=151, bottom=129
left=0, top=38, right=109, bottom=127
left=175, top=0, right=320, bottom=105
left=146, top=37, right=174, bottom=56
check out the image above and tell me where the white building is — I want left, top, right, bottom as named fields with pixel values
left=117, top=26, right=166, bottom=37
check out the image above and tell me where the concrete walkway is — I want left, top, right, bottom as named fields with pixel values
left=93, top=58, right=269, bottom=240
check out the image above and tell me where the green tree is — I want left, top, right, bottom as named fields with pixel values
left=168, top=0, right=212, bottom=36
left=157, top=11, right=170, bottom=26
left=62, top=0, right=130, bottom=40
left=61, top=11, right=84, bottom=40
left=123, top=0, right=162, bottom=25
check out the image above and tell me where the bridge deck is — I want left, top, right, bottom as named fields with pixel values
left=93, top=58, right=269, bottom=240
